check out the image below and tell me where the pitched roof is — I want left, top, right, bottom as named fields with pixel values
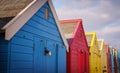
left=105, top=44, right=110, bottom=53
left=0, top=0, right=33, bottom=29
left=0, top=0, right=33, bottom=18
left=85, top=32, right=96, bottom=46
left=1, top=0, right=69, bottom=52
left=60, top=19, right=82, bottom=38
left=98, top=39, right=104, bottom=50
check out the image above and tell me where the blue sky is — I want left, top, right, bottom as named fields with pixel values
left=52, top=0, right=120, bottom=51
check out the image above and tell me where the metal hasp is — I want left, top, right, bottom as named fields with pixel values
left=44, top=47, right=52, bottom=56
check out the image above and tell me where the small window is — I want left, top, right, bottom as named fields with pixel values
left=45, top=8, right=49, bottom=19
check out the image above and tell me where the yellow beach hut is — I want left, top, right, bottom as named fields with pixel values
left=98, top=39, right=108, bottom=73
left=85, top=32, right=101, bottom=73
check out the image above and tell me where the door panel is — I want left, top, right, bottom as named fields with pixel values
left=57, top=45, right=66, bottom=73
left=34, top=37, right=46, bottom=73
left=34, top=37, right=58, bottom=73
left=46, top=41, right=57, bottom=73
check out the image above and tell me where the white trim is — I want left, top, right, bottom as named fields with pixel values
left=2, top=0, right=47, bottom=40
left=98, top=39, right=104, bottom=50
left=65, top=34, right=72, bottom=39
left=1, top=0, right=69, bottom=51
left=2, top=0, right=36, bottom=29
left=48, top=0, right=69, bottom=52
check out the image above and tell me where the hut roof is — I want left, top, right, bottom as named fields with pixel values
left=0, top=0, right=33, bottom=29
left=60, top=19, right=82, bottom=39
left=85, top=32, right=96, bottom=46
left=98, top=39, right=104, bottom=50
left=0, top=0, right=69, bottom=52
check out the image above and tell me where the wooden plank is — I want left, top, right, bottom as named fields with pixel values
left=58, top=45, right=66, bottom=73
left=33, top=13, right=56, bottom=28
left=11, top=36, right=33, bottom=47
left=0, top=62, right=7, bottom=71
left=0, top=45, right=8, bottom=52
left=21, top=25, right=62, bottom=42
left=10, top=69, right=33, bottom=73
left=15, top=30, right=33, bottom=40
left=11, top=44, right=33, bottom=54
left=0, top=53, right=8, bottom=62
left=10, top=61, right=32, bottom=69
left=35, top=11, right=55, bottom=25
left=10, top=53, right=33, bottom=61
left=33, top=37, right=46, bottom=73
left=27, top=19, right=59, bottom=36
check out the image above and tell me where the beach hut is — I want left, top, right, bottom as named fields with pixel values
left=109, top=46, right=115, bottom=73
left=113, top=48, right=118, bottom=73
left=98, top=39, right=107, bottom=73
left=117, top=52, right=120, bottom=73
left=60, top=19, right=89, bottom=73
left=85, top=32, right=101, bottom=73
left=105, top=44, right=112, bottom=73
left=0, top=0, right=68, bottom=73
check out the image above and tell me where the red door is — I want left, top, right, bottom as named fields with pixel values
left=78, top=50, right=86, bottom=73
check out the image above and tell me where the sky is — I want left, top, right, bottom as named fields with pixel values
left=52, top=0, right=120, bottom=51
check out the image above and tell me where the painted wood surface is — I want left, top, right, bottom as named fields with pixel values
left=113, top=49, right=118, bottom=73
left=0, top=34, right=8, bottom=73
left=0, top=2, right=66, bottom=73
left=98, top=39, right=108, bottom=73
left=117, top=52, right=120, bottom=73
left=86, top=32, right=101, bottom=73
left=109, top=47, right=115, bottom=73
left=105, top=44, right=112, bottom=73
left=60, top=19, right=89, bottom=73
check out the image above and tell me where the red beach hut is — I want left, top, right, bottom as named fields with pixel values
left=60, top=19, right=89, bottom=73
left=105, top=44, right=112, bottom=73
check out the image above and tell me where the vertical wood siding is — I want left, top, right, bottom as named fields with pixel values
left=86, top=33, right=101, bottom=73
left=67, top=21, right=89, bottom=73
left=110, top=48, right=115, bottom=73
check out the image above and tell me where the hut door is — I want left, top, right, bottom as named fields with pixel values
left=34, top=37, right=57, bottom=73
left=45, top=40, right=57, bottom=73
left=84, top=52, right=87, bottom=73
left=34, top=37, right=46, bottom=73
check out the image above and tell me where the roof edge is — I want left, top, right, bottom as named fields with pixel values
left=2, top=0, right=37, bottom=29
left=60, top=19, right=82, bottom=24
left=1, top=0, right=69, bottom=52
left=2, top=0, right=47, bottom=40
left=48, top=0, right=69, bottom=52
left=98, top=39, right=104, bottom=50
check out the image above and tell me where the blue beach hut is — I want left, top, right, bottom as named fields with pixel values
left=117, top=52, right=120, bottom=73
left=0, top=0, right=68, bottom=73
left=110, top=46, right=115, bottom=73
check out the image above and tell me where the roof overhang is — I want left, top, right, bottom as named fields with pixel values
left=1, top=0, right=69, bottom=52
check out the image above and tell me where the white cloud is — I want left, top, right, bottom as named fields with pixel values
left=100, top=14, right=109, bottom=19
left=53, top=0, right=120, bottom=50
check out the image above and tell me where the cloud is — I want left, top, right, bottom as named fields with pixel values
left=52, top=0, right=120, bottom=51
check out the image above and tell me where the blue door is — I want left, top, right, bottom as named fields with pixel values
left=34, top=37, right=57, bottom=73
